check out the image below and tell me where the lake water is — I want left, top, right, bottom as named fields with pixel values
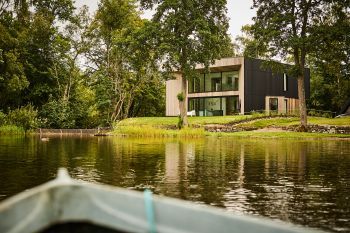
left=0, top=135, right=349, bottom=232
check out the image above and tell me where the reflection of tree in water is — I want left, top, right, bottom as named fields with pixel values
left=223, top=144, right=255, bottom=214
left=1, top=136, right=349, bottom=232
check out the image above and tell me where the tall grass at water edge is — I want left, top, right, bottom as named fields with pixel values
left=0, top=125, right=25, bottom=135
left=114, top=125, right=206, bottom=138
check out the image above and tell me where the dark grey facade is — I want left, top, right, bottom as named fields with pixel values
left=243, top=58, right=310, bottom=113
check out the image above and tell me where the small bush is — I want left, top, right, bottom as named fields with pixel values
left=177, top=92, right=184, bottom=102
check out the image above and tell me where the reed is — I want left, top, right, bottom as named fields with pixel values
left=0, top=125, right=25, bottom=135
left=114, top=125, right=206, bottom=138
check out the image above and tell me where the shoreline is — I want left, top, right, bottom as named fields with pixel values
left=1, top=116, right=349, bottom=140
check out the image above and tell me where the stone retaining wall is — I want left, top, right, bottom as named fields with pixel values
left=284, top=125, right=350, bottom=134
left=205, top=124, right=350, bottom=134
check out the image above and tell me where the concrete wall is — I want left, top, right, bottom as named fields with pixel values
left=195, top=57, right=244, bottom=70
left=265, top=96, right=299, bottom=114
left=166, top=73, right=182, bottom=116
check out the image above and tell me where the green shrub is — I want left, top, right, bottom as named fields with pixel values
left=6, top=104, right=38, bottom=131
left=40, top=100, right=75, bottom=129
left=0, top=111, right=6, bottom=125
left=177, top=92, right=184, bottom=102
left=322, top=112, right=332, bottom=118
left=0, top=125, right=25, bottom=135
left=308, top=110, right=316, bottom=116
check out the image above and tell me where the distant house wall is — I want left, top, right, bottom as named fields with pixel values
left=166, top=73, right=182, bottom=116
left=244, top=58, right=310, bottom=113
left=265, top=96, right=299, bottom=114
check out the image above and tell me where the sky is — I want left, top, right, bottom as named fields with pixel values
left=74, top=0, right=256, bottom=38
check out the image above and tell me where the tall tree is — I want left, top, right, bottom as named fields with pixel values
left=86, top=0, right=160, bottom=125
left=140, top=0, right=231, bottom=127
left=234, top=25, right=268, bottom=58
left=308, top=1, right=349, bottom=113
left=251, top=0, right=349, bottom=130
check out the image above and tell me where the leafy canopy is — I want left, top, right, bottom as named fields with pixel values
left=140, top=0, right=231, bottom=76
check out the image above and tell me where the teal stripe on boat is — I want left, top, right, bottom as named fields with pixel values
left=144, top=189, right=157, bottom=233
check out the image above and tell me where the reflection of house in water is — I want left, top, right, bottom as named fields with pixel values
left=164, top=142, right=195, bottom=195
left=223, top=144, right=254, bottom=213
left=260, top=142, right=308, bottom=220
left=264, top=142, right=307, bottom=181
left=165, top=143, right=180, bottom=184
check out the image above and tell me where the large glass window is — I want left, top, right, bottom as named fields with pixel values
left=269, top=98, right=278, bottom=111
left=225, top=96, right=239, bottom=115
left=188, top=74, right=204, bottom=93
left=188, top=96, right=239, bottom=116
left=188, top=98, right=205, bottom=116
left=188, top=71, right=239, bottom=93
left=188, top=78, right=194, bottom=93
left=194, top=74, right=204, bottom=93
left=205, top=97, right=222, bottom=116
left=222, top=71, right=239, bottom=91
left=205, top=73, right=221, bottom=92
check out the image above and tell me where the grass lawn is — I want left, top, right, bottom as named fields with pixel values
left=117, top=115, right=254, bottom=127
left=117, top=116, right=350, bottom=128
left=115, top=116, right=349, bottom=139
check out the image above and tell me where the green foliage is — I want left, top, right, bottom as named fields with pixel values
left=140, top=0, right=231, bottom=74
left=114, top=125, right=205, bottom=138
left=129, top=74, right=166, bottom=117
left=140, top=0, right=231, bottom=128
left=177, top=92, right=184, bottom=102
left=40, top=99, right=76, bottom=129
left=40, top=86, right=100, bottom=129
left=308, top=4, right=350, bottom=113
left=0, top=111, right=6, bottom=125
left=118, top=116, right=253, bottom=128
left=6, top=104, right=39, bottom=131
left=115, top=116, right=349, bottom=139
left=86, top=0, right=165, bottom=125
left=250, top=0, right=348, bottom=127
left=0, top=125, right=25, bottom=135
left=234, top=25, right=268, bottom=58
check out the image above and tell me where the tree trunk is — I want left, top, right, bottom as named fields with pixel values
left=179, top=74, right=188, bottom=127
left=297, top=75, right=308, bottom=131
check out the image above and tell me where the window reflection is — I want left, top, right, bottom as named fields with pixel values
left=188, top=96, right=239, bottom=116
left=188, top=71, right=239, bottom=93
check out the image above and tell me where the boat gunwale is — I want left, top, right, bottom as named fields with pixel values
left=0, top=168, right=325, bottom=233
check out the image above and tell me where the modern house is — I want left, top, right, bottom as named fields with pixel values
left=166, top=57, right=310, bottom=116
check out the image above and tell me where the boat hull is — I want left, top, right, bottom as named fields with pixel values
left=0, top=169, right=323, bottom=233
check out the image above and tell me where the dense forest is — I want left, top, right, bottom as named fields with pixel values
left=0, top=0, right=165, bottom=129
left=0, top=0, right=348, bottom=130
